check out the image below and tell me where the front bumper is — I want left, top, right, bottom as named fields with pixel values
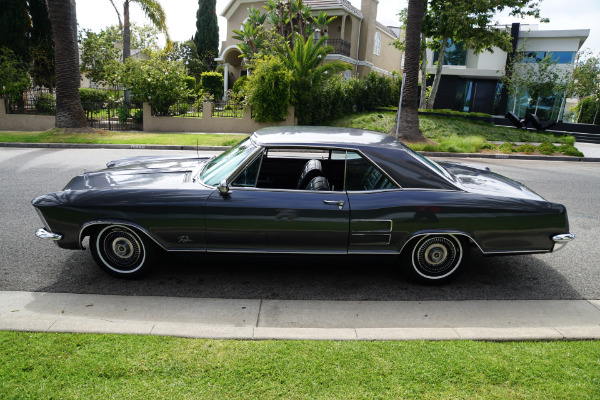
left=552, top=232, right=575, bottom=252
left=35, top=228, right=63, bottom=241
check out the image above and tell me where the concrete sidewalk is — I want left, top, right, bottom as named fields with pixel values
left=1, top=291, right=599, bottom=341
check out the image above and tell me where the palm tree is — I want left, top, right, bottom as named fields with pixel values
left=108, top=0, right=170, bottom=62
left=47, top=0, right=87, bottom=128
left=391, top=0, right=427, bottom=142
left=278, top=33, right=350, bottom=124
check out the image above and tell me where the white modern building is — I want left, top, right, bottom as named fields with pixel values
left=424, top=23, right=590, bottom=119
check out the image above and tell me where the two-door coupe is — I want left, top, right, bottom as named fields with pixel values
left=32, top=126, right=574, bottom=283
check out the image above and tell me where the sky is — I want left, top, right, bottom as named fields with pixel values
left=76, top=0, right=600, bottom=54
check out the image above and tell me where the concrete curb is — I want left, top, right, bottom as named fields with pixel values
left=2, top=291, right=600, bottom=341
left=2, top=141, right=600, bottom=162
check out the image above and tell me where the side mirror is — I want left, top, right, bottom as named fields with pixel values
left=218, top=180, right=230, bottom=195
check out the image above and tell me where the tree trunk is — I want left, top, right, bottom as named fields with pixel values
left=426, top=36, right=447, bottom=109
left=391, top=0, right=427, bottom=142
left=419, top=44, right=427, bottom=109
left=47, top=0, right=87, bottom=128
left=123, top=0, right=131, bottom=61
left=123, top=0, right=131, bottom=104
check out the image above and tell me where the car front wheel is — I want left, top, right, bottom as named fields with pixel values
left=405, top=235, right=464, bottom=283
left=90, top=225, right=154, bottom=278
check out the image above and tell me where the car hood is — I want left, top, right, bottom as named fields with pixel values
left=438, top=161, right=546, bottom=201
left=63, top=155, right=211, bottom=190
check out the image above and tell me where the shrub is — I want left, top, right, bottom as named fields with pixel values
left=537, top=141, right=557, bottom=155
left=247, top=55, right=292, bottom=122
left=78, top=88, right=110, bottom=116
left=557, top=144, right=584, bottom=157
left=516, top=143, right=536, bottom=153
left=34, top=93, right=56, bottom=114
left=108, top=52, right=192, bottom=116
left=498, top=142, right=515, bottom=153
left=199, top=71, right=224, bottom=100
left=116, top=107, right=129, bottom=123
left=572, top=97, right=599, bottom=125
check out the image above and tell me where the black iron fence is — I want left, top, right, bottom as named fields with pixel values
left=154, top=100, right=203, bottom=118
left=5, top=89, right=55, bottom=115
left=83, top=101, right=143, bottom=131
left=212, top=100, right=244, bottom=118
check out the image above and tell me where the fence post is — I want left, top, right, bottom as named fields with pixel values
left=203, top=102, right=213, bottom=120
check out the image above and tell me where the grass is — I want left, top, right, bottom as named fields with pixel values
left=1, top=331, right=599, bottom=399
left=328, top=111, right=576, bottom=153
left=0, top=129, right=246, bottom=147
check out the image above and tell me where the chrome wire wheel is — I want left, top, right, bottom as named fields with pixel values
left=410, top=235, right=463, bottom=281
left=92, top=225, right=152, bottom=278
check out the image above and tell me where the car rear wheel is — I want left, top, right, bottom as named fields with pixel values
left=90, top=225, right=154, bottom=278
left=404, top=235, right=464, bottom=284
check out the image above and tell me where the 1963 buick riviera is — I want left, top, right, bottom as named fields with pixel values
left=32, top=126, right=574, bottom=283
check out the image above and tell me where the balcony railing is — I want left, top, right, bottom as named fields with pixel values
left=322, top=39, right=351, bottom=57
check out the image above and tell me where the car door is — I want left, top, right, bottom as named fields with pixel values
left=343, top=151, right=406, bottom=254
left=204, top=149, right=350, bottom=253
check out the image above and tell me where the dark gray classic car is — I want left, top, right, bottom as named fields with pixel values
left=32, top=126, right=574, bottom=282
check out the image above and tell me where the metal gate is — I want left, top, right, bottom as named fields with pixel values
left=83, top=101, right=143, bottom=131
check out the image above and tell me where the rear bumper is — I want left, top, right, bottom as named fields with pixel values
left=35, top=228, right=63, bottom=241
left=552, top=232, right=574, bottom=252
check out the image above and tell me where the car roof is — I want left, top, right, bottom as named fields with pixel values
left=251, top=126, right=408, bottom=152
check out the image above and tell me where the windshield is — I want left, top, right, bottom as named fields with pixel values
left=200, top=138, right=258, bottom=186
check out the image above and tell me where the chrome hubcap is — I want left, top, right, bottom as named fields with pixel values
left=112, top=238, right=134, bottom=259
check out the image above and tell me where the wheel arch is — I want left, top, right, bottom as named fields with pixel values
left=79, top=220, right=166, bottom=251
left=399, top=229, right=482, bottom=256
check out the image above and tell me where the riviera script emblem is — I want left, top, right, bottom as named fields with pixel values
left=178, top=236, right=193, bottom=243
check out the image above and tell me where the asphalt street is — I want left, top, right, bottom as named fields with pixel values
left=1, top=147, right=598, bottom=301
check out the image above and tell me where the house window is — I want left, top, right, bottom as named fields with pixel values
left=519, top=51, right=575, bottom=64
left=373, top=32, right=381, bottom=56
left=433, top=40, right=466, bottom=66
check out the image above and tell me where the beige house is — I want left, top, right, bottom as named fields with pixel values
left=217, top=0, right=403, bottom=92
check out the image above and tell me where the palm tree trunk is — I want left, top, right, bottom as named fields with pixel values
left=123, top=0, right=131, bottom=61
left=47, top=0, right=87, bottom=128
left=391, top=0, right=427, bottom=142
left=426, top=36, right=447, bottom=109
left=123, top=0, right=131, bottom=104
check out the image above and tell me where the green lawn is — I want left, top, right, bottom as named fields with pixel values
left=328, top=111, right=579, bottom=154
left=0, top=130, right=246, bottom=147
left=1, top=331, right=599, bottom=399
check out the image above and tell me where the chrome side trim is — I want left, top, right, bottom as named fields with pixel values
left=36, top=228, right=63, bottom=241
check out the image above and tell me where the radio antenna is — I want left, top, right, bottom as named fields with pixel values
left=196, top=138, right=200, bottom=159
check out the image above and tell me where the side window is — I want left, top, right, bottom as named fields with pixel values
left=345, top=151, right=398, bottom=191
left=231, top=154, right=262, bottom=187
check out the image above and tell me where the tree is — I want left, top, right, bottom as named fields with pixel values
left=79, top=24, right=160, bottom=85
left=78, top=28, right=121, bottom=85
left=0, top=47, right=30, bottom=100
left=571, top=51, right=600, bottom=123
left=46, top=0, right=87, bottom=128
left=523, top=54, right=564, bottom=115
left=109, top=0, right=169, bottom=62
left=0, top=0, right=30, bottom=64
left=390, top=0, right=426, bottom=142
left=29, top=0, right=55, bottom=92
left=276, top=33, right=350, bottom=124
left=423, top=0, right=547, bottom=109
left=169, top=40, right=210, bottom=81
left=194, top=0, right=219, bottom=68
left=108, top=50, right=192, bottom=115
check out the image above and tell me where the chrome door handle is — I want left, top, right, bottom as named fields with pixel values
left=323, top=200, right=345, bottom=209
